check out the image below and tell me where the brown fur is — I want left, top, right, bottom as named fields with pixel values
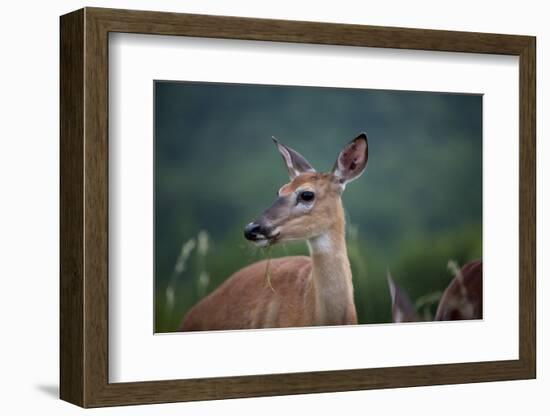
left=180, top=253, right=357, bottom=331
left=181, top=256, right=315, bottom=331
left=435, top=260, right=482, bottom=321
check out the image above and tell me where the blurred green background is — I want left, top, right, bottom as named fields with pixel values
left=154, top=81, right=482, bottom=333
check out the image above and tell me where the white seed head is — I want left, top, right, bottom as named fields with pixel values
left=174, top=238, right=196, bottom=274
left=197, top=230, right=210, bottom=256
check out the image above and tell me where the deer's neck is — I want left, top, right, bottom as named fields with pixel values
left=307, top=214, right=355, bottom=325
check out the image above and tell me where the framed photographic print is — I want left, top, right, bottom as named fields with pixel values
left=60, top=7, right=536, bottom=408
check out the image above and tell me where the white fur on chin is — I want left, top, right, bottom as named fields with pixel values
left=254, top=239, right=270, bottom=248
left=307, top=233, right=332, bottom=254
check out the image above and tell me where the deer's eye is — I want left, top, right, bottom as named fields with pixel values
left=298, top=191, right=315, bottom=203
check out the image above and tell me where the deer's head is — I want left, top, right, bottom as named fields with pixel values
left=244, top=133, right=368, bottom=247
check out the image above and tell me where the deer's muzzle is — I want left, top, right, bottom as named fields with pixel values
left=244, top=222, right=266, bottom=241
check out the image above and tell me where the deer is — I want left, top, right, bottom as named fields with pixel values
left=179, top=133, right=369, bottom=331
left=387, top=260, right=482, bottom=323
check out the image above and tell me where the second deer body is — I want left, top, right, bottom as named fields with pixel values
left=180, top=134, right=369, bottom=331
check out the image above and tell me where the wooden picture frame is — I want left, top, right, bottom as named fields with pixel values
left=60, top=7, right=536, bottom=408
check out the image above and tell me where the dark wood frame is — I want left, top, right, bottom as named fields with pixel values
left=60, top=7, right=536, bottom=408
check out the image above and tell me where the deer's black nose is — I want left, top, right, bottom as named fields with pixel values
left=244, top=222, right=263, bottom=240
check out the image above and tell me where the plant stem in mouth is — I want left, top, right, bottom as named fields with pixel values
left=264, top=246, right=276, bottom=293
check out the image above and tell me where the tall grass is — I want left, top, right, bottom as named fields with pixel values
left=155, top=223, right=481, bottom=332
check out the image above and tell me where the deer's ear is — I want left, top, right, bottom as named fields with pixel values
left=387, top=272, right=420, bottom=323
left=272, top=137, right=315, bottom=179
left=332, top=133, right=368, bottom=187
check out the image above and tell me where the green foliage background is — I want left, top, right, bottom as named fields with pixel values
left=154, top=81, right=482, bottom=332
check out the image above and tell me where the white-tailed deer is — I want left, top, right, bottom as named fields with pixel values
left=180, top=133, right=369, bottom=331
left=388, top=260, right=482, bottom=323
left=435, top=260, right=482, bottom=321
